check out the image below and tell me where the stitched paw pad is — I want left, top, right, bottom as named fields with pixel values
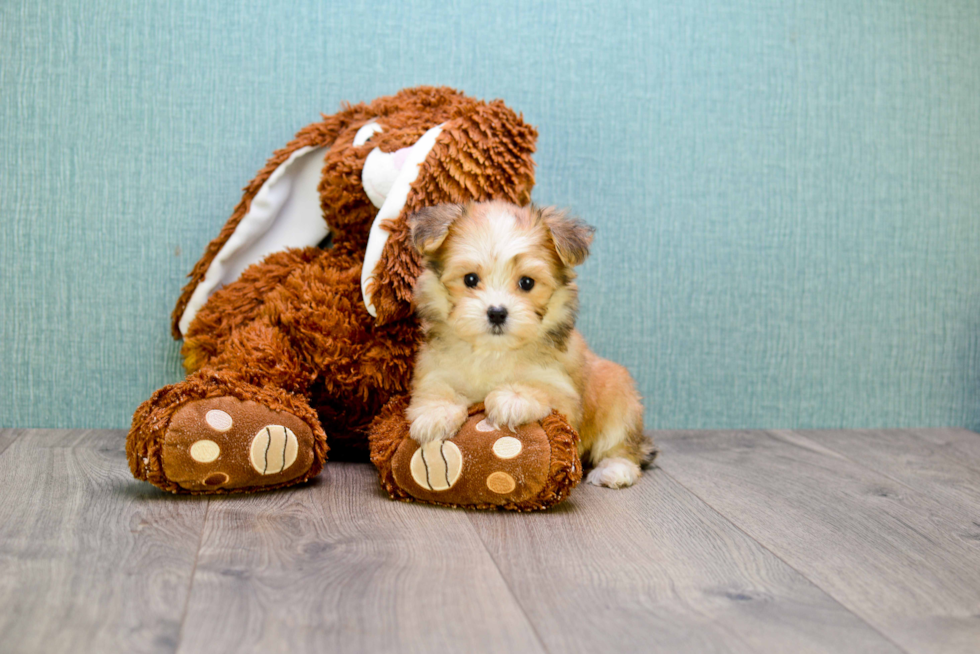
left=161, top=397, right=316, bottom=492
left=393, top=409, right=556, bottom=506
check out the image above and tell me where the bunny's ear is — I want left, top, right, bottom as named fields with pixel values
left=174, top=145, right=330, bottom=337
left=359, top=123, right=448, bottom=318
left=171, top=108, right=366, bottom=338
left=361, top=101, right=538, bottom=324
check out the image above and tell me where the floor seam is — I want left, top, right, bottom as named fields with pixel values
left=903, top=427, right=980, bottom=476
left=775, top=429, right=930, bottom=496
left=172, top=496, right=211, bottom=654
left=776, top=428, right=980, bottom=533
left=0, top=429, right=23, bottom=459
left=657, top=462, right=913, bottom=654
left=465, top=514, right=554, bottom=654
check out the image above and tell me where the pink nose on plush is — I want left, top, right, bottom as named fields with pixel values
left=392, top=146, right=411, bottom=170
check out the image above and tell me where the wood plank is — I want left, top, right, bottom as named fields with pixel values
left=889, top=427, right=980, bottom=474
left=0, top=429, right=208, bottom=654
left=0, top=428, right=23, bottom=457
left=176, top=462, right=545, bottom=654
left=658, top=429, right=980, bottom=654
left=468, top=467, right=903, bottom=654
left=790, top=428, right=980, bottom=519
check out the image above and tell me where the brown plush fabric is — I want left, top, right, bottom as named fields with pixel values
left=161, top=396, right=317, bottom=492
left=367, top=101, right=538, bottom=324
left=128, top=369, right=328, bottom=494
left=181, top=248, right=419, bottom=460
left=128, top=87, right=562, bottom=499
left=370, top=399, right=582, bottom=511
left=170, top=108, right=367, bottom=339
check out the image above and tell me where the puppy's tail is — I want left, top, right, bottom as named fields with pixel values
left=639, top=433, right=660, bottom=468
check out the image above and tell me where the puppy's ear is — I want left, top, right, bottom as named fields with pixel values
left=539, top=206, right=595, bottom=267
left=409, top=204, right=465, bottom=255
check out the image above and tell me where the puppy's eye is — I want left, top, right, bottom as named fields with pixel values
left=464, top=273, right=480, bottom=288
left=518, top=276, right=535, bottom=292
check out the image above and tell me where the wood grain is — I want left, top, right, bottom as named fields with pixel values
left=0, top=428, right=23, bottom=457
left=888, top=427, right=980, bottom=473
left=6, top=428, right=980, bottom=654
left=175, top=462, right=545, bottom=654
left=658, top=429, right=980, bottom=654
left=791, top=428, right=980, bottom=519
left=0, top=429, right=208, bottom=654
left=467, top=466, right=902, bottom=654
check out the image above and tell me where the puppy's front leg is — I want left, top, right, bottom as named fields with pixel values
left=484, top=383, right=554, bottom=431
left=407, top=383, right=469, bottom=444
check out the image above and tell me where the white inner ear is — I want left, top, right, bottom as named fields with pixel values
left=177, top=146, right=329, bottom=336
left=353, top=120, right=383, bottom=147
left=360, top=123, right=445, bottom=317
left=362, top=147, right=403, bottom=209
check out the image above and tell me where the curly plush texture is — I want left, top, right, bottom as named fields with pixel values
left=127, top=87, right=581, bottom=509
left=367, top=101, right=537, bottom=323
left=164, top=88, right=537, bottom=461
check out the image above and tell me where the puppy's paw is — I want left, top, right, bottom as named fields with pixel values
left=485, top=387, right=551, bottom=430
left=586, top=457, right=641, bottom=489
left=407, top=400, right=469, bottom=444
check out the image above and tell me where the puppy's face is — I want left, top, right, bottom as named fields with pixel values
left=411, top=201, right=594, bottom=351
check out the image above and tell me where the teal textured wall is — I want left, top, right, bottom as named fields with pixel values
left=2, top=0, right=979, bottom=430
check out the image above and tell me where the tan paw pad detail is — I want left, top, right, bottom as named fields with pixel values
left=491, top=436, right=522, bottom=459
left=189, top=439, right=220, bottom=463
left=205, top=409, right=233, bottom=432
left=476, top=418, right=514, bottom=433
left=162, top=397, right=318, bottom=492
left=204, top=472, right=229, bottom=487
left=249, top=426, right=299, bottom=475
left=486, top=471, right=517, bottom=494
left=410, top=441, right=463, bottom=491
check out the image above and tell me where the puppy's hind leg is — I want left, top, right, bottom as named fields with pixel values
left=579, top=358, right=656, bottom=489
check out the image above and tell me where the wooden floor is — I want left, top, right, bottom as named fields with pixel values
left=1, top=428, right=978, bottom=653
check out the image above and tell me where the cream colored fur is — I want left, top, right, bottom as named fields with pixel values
left=407, top=201, right=654, bottom=488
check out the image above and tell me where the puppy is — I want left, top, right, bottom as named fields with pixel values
left=405, top=200, right=655, bottom=488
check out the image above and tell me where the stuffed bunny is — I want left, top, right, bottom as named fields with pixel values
left=127, top=87, right=581, bottom=509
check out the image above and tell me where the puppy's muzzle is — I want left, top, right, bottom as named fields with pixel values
left=487, top=305, right=508, bottom=328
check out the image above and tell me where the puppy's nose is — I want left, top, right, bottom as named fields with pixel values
left=487, top=305, right=508, bottom=326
